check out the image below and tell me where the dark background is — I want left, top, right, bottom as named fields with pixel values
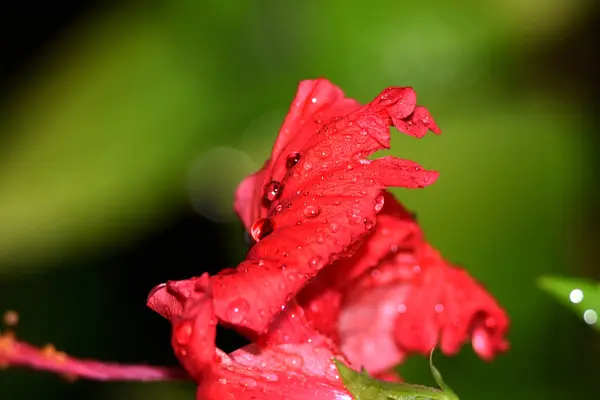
left=0, top=1, right=598, bottom=399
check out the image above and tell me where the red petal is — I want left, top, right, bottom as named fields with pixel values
left=339, top=242, right=509, bottom=367
left=158, top=275, right=352, bottom=400
left=169, top=274, right=218, bottom=380
left=297, top=191, right=419, bottom=343
left=215, top=82, right=439, bottom=336
left=0, top=332, right=187, bottom=381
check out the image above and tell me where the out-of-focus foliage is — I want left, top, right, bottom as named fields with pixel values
left=0, top=0, right=596, bottom=399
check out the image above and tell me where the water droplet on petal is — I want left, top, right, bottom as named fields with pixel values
left=329, top=222, right=339, bottom=233
left=263, top=181, right=282, bottom=203
left=363, top=217, right=374, bottom=230
left=309, top=257, right=322, bottom=269
left=239, top=377, right=258, bottom=388
left=434, top=304, right=445, bottom=313
left=261, top=372, right=279, bottom=382
left=226, top=298, right=250, bottom=324
left=374, top=193, right=385, bottom=213
left=303, top=205, right=321, bottom=218
left=175, top=321, right=193, bottom=345
left=349, top=209, right=362, bottom=224
left=284, top=353, right=304, bottom=369
left=251, top=218, right=275, bottom=241
left=286, top=152, right=301, bottom=169
left=359, top=128, right=368, bottom=136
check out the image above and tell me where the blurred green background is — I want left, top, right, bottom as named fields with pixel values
left=0, top=1, right=597, bottom=399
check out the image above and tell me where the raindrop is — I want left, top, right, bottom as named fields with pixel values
left=374, top=193, right=385, bottom=213
left=263, top=181, right=282, bottom=203
left=226, top=299, right=250, bottom=324
left=309, top=257, right=322, bottom=269
left=261, top=372, right=279, bottom=382
left=251, top=218, right=275, bottom=242
left=303, top=205, right=321, bottom=218
left=175, top=322, right=193, bottom=345
left=239, top=377, right=258, bottom=388
left=359, top=128, right=368, bottom=136
left=349, top=209, right=362, bottom=224
left=329, top=222, right=339, bottom=233
left=284, top=353, right=304, bottom=369
left=286, top=152, right=301, bottom=169
left=363, top=218, right=374, bottom=230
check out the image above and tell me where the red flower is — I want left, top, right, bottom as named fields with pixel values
left=215, top=79, right=440, bottom=339
left=233, top=80, right=509, bottom=375
left=0, top=78, right=508, bottom=398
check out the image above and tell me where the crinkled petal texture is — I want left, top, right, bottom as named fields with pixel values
left=298, top=194, right=509, bottom=375
left=222, top=79, right=440, bottom=337
left=147, top=274, right=353, bottom=400
left=228, top=79, right=508, bottom=374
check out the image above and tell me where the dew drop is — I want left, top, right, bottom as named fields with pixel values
left=263, top=180, right=282, bottom=203
left=286, top=152, right=301, bottom=169
left=309, top=257, right=322, bottom=269
left=226, top=298, right=250, bottom=324
left=251, top=218, right=275, bottom=242
left=284, top=353, right=304, bottom=369
left=374, top=193, right=385, bottom=213
left=363, top=217, right=374, bottom=230
left=303, top=161, right=313, bottom=171
left=303, top=205, right=321, bottom=218
left=329, top=222, right=339, bottom=233
left=239, top=377, right=258, bottom=388
left=175, top=321, right=193, bottom=345
left=349, top=209, right=362, bottom=224
left=359, top=128, right=368, bottom=136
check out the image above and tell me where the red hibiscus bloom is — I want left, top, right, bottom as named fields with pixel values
left=0, top=78, right=508, bottom=398
left=233, top=80, right=509, bottom=376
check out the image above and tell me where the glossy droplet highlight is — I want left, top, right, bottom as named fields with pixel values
left=374, top=193, right=385, bottom=213
left=286, top=152, right=301, bottom=169
left=363, top=217, right=374, bottom=230
left=349, top=209, right=362, bottom=224
left=175, top=321, right=193, bottom=345
left=309, top=256, right=322, bottom=269
left=226, top=298, right=250, bottom=324
left=251, top=218, right=275, bottom=242
left=284, top=353, right=304, bottom=369
left=303, top=205, right=321, bottom=218
left=263, top=180, right=282, bottom=203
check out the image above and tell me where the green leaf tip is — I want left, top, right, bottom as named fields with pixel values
left=538, top=275, right=600, bottom=332
left=334, top=355, right=459, bottom=400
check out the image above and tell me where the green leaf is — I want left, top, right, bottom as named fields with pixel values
left=335, top=356, right=459, bottom=400
left=538, top=275, right=600, bottom=332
